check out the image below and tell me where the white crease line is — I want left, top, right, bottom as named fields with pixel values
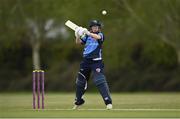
left=24, top=108, right=180, bottom=111
left=0, top=117, right=179, bottom=119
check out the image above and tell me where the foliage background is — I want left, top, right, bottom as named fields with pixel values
left=0, top=0, right=180, bottom=92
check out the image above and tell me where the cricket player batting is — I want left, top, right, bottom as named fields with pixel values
left=73, top=20, right=112, bottom=110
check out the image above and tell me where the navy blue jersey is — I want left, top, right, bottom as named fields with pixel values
left=80, top=32, right=104, bottom=60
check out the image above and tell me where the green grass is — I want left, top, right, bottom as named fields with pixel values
left=0, top=92, right=180, bottom=118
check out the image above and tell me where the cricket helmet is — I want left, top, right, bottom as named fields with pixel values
left=89, top=20, right=102, bottom=28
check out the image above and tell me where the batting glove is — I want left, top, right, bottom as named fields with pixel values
left=83, top=28, right=91, bottom=36
left=75, top=27, right=82, bottom=38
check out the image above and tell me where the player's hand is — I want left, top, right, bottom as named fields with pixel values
left=77, top=27, right=87, bottom=39
left=76, top=27, right=85, bottom=36
left=75, top=28, right=80, bottom=38
left=83, top=28, right=91, bottom=36
left=75, top=27, right=82, bottom=38
left=75, top=27, right=90, bottom=39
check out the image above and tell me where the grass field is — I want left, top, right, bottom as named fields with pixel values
left=0, top=92, right=180, bottom=118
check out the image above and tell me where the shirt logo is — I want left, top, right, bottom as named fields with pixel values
left=96, top=68, right=101, bottom=73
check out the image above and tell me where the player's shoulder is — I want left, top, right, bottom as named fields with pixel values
left=98, top=32, right=104, bottom=34
left=98, top=32, right=104, bottom=36
left=98, top=32, right=105, bottom=41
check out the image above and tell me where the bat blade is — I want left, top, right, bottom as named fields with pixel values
left=65, top=20, right=79, bottom=31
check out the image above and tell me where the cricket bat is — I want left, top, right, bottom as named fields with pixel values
left=65, top=20, right=79, bottom=31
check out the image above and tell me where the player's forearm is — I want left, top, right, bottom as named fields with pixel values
left=82, top=29, right=101, bottom=40
left=75, top=38, right=82, bottom=44
left=89, top=33, right=101, bottom=40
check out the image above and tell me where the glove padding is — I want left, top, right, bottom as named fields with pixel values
left=75, top=27, right=82, bottom=38
left=75, top=27, right=90, bottom=38
left=83, top=28, right=90, bottom=36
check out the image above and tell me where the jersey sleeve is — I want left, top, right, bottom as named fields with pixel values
left=80, top=35, right=87, bottom=44
left=98, top=32, right=105, bottom=44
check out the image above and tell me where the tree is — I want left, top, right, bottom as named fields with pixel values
left=15, top=0, right=69, bottom=69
